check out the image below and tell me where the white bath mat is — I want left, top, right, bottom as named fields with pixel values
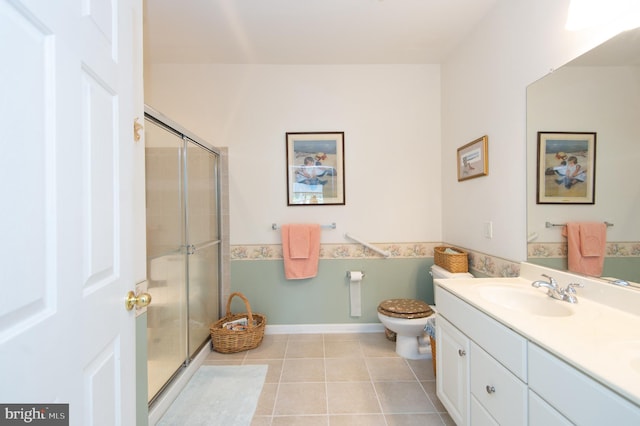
left=157, top=364, right=267, bottom=426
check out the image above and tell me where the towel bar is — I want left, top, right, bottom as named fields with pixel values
left=272, top=222, right=336, bottom=230
left=545, top=221, right=613, bottom=228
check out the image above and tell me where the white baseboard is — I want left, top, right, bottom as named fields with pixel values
left=148, top=341, right=211, bottom=426
left=265, top=323, right=385, bottom=335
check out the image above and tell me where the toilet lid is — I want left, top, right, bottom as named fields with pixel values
left=377, top=299, right=433, bottom=319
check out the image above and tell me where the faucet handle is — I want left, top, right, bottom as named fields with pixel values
left=541, top=274, right=557, bottom=287
left=566, top=282, right=584, bottom=294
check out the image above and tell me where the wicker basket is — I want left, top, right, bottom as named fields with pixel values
left=434, top=246, right=468, bottom=273
left=210, top=292, right=266, bottom=354
left=430, top=336, right=437, bottom=376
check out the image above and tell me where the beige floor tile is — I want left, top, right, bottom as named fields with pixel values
left=323, top=333, right=360, bottom=342
left=360, top=334, right=398, bottom=357
left=251, top=415, right=273, bottom=426
left=280, top=358, right=325, bottom=382
left=385, top=413, right=446, bottom=425
left=287, top=333, right=321, bottom=341
left=326, top=382, right=381, bottom=414
left=366, top=358, right=416, bottom=381
left=420, top=381, right=447, bottom=412
left=255, top=383, right=278, bottom=416
left=325, top=358, right=371, bottom=382
left=375, top=381, right=436, bottom=413
left=324, top=340, right=363, bottom=358
left=274, top=382, right=327, bottom=415
left=285, top=340, right=324, bottom=358
left=205, top=348, right=247, bottom=361
left=329, top=414, right=386, bottom=425
left=247, top=338, right=288, bottom=359
left=271, top=415, right=329, bottom=425
left=407, top=358, right=435, bottom=381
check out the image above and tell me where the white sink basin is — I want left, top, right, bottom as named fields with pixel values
left=477, top=284, right=574, bottom=317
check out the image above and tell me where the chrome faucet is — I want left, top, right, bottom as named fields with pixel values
left=531, top=274, right=583, bottom=303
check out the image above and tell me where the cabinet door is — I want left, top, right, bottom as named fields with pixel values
left=437, top=315, right=470, bottom=426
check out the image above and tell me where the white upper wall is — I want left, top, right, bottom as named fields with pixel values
left=441, top=0, right=640, bottom=262
left=145, top=64, right=442, bottom=244
left=144, top=0, right=640, bottom=259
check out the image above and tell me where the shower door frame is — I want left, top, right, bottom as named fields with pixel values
left=144, top=105, right=222, bottom=404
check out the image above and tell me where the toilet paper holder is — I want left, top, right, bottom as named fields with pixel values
left=346, top=271, right=365, bottom=279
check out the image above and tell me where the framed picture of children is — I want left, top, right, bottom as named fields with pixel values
left=536, top=131, right=596, bottom=204
left=286, top=132, right=345, bottom=206
left=457, top=135, right=489, bottom=181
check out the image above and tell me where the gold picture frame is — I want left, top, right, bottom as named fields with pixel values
left=457, top=135, right=488, bottom=181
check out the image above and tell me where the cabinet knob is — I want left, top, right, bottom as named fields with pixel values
left=458, top=349, right=466, bottom=356
left=486, top=385, right=496, bottom=394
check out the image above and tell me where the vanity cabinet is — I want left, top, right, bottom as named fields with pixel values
left=435, top=286, right=527, bottom=425
left=436, top=283, right=640, bottom=426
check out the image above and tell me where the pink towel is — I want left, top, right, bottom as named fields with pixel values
left=288, top=224, right=311, bottom=259
left=281, top=224, right=321, bottom=279
left=562, top=222, right=607, bottom=276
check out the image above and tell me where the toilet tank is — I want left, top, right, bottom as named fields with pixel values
left=430, top=264, right=473, bottom=280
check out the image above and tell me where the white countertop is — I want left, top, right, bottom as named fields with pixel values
left=434, top=263, right=640, bottom=407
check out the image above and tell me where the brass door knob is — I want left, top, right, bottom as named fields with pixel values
left=125, top=291, right=152, bottom=311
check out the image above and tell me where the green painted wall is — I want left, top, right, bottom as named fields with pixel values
left=230, top=258, right=436, bottom=324
left=527, top=257, right=639, bottom=283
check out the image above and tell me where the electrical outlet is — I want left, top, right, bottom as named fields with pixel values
left=483, top=221, right=493, bottom=239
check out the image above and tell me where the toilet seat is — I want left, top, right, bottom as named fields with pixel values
left=377, top=299, right=433, bottom=319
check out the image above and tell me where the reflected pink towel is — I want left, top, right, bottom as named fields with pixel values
left=562, top=222, right=607, bottom=276
left=281, top=224, right=321, bottom=279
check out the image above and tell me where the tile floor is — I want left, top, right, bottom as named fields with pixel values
left=203, top=332, right=455, bottom=426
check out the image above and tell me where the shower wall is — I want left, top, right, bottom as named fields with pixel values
left=144, top=108, right=221, bottom=403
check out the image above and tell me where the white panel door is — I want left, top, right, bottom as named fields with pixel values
left=0, top=0, right=141, bottom=425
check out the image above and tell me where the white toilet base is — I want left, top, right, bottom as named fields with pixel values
left=395, top=335, right=432, bottom=360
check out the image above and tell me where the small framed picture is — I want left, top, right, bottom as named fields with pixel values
left=457, top=135, right=488, bottom=181
left=286, top=132, right=345, bottom=206
left=536, top=131, right=596, bottom=204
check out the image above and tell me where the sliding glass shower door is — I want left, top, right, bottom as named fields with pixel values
left=185, top=140, right=220, bottom=356
left=144, top=110, right=220, bottom=403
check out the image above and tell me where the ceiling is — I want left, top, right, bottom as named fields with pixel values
left=143, top=0, right=499, bottom=64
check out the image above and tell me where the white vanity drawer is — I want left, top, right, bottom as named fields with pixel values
left=470, top=395, right=498, bottom=426
left=470, top=341, right=527, bottom=425
left=528, top=390, right=572, bottom=426
left=528, top=343, right=640, bottom=425
left=435, top=285, right=528, bottom=381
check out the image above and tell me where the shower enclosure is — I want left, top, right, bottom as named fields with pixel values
left=144, top=107, right=221, bottom=403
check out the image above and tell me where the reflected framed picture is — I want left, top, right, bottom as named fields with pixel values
left=286, top=132, right=345, bottom=206
left=457, top=135, right=488, bottom=181
left=536, top=131, right=596, bottom=204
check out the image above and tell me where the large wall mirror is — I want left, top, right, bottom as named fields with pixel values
left=526, top=27, right=640, bottom=286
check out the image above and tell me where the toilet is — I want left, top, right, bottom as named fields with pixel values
left=377, top=264, right=473, bottom=359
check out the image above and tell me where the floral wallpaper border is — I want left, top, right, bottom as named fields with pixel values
left=528, top=241, right=640, bottom=258
left=231, top=242, right=521, bottom=278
